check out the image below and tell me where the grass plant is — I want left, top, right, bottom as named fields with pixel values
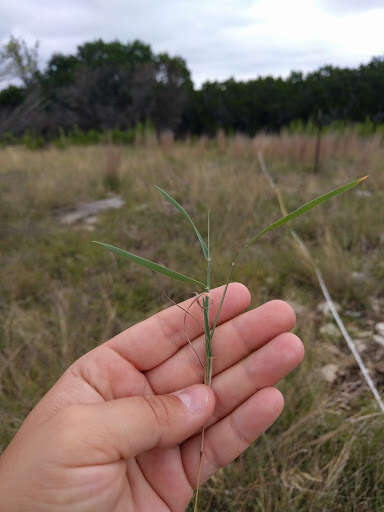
left=94, top=177, right=366, bottom=510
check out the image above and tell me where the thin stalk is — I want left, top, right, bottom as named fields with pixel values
left=193, top=296, right=212, bottom=512
left=205, top=211, right=213, bottom=386
left=206, top=210, right=211, bottom=291
left=203, top=296, right=213, bottom=386
left=194, top=216, right=245, bottom=511
left=194, top=214, right=213, bottom=512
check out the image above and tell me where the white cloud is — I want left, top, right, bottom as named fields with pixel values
left=320, top=0, right=384, bottom=14
left=0, top=0, right=383, bottom=87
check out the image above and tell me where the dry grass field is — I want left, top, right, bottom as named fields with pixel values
left=0, top=132, right=383, bottom=511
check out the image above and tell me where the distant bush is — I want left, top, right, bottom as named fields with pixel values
left=286, top=118, right=384, bottom=137
left=22, top=130, right=45, bottom=150
left=0, top=121, right=157, bottom=150
left=0, top=131, right=17, bottom=146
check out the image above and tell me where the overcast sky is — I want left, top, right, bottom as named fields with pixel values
left=1, top=0, right=384, bottom=87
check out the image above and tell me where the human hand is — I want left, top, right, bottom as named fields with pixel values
left=0, top=283, right=303, bottom=511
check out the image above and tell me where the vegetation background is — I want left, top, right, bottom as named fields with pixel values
left=1, top=35, right=384, bottom=511
left=0, top=132, right=383, bottom=510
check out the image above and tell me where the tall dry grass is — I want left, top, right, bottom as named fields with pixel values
left=0, top=133, right=383, bottom=510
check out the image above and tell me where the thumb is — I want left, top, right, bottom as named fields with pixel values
left=55, top=384, right=215, bottom=466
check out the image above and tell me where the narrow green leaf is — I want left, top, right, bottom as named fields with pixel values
left=202, top=296, right=212, bottom=347
left=155, top=185, right=209, bottom=260
left=245, top=176, right=367, bottom=248
left=93, top=241, right=205, bottom=288
left=210, top=271, right=232, bottom=339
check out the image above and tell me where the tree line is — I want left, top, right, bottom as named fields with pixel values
left=1, top=36, right=384, bottom=141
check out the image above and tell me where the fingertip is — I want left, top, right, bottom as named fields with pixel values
left=265, top=299, right=296, bottom=329
left=266, top=386, right=285, bottom=417
left=229, top=282, right=252, bottom=307
left=247, top=386, right=285, bottom=422
left=285, top=333, right=305, bottom=364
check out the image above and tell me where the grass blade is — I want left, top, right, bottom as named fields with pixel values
left=155, top=185, right=209, bottom=260
left=93, top=241, right=205, bottom=288
left=245, top=176, right=367, bottom=248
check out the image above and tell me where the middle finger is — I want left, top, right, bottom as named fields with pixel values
left=146, top=299, right=296, bottom=394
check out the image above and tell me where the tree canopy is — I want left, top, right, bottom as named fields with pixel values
left=1, top=35, right=384, bottom=140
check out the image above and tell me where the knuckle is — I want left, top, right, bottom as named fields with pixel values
left=142, top=395, right=173, bottom=430
left=229, top=413, right=253, bottom=447
left=210, top=388, right=227, bottom=423
left=204, top=435, right=226, bottom=472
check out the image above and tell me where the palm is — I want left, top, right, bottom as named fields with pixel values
left=23, top=284, right=302, bottom=511
left=56, top=366, right=203, bottom=511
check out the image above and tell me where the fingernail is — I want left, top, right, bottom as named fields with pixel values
left=173, top=385, right=210, bottom=414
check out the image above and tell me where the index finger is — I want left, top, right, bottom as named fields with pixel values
left=106, top=283, right=251, bottom=371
